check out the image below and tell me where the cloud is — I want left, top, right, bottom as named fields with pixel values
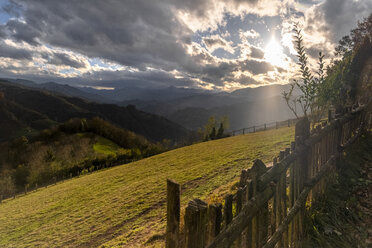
left=203, top=35, right=235, bottom=54
left=304, top=0, right=372, bottom=44
left=0, top=41, right=33, bottom=60
left=239, top=59, right=274, bottom=75
left=0, top=0, right=369, bottom=91
left=48, top=53, right=87, bottom=69
left=250, top=46, right=265, bottom=59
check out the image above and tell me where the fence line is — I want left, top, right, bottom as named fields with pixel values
left=229, top=118, right=298, bottom=136
left=166, top=101, right=371, bottom=248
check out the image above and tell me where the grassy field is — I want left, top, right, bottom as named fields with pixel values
left=0, top=127, right=294, bottom=247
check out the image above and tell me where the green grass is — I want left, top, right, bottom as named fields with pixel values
left=0, top=127, right=294, bottom=248
left=93, top=136, right=124, bottom=156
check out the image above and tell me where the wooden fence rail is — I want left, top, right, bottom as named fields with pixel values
left=166, top=102, right=371, bottom=248
left=229, top=118, right=298, bottom=136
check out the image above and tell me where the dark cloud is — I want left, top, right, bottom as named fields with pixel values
left=48, top=53, right=86, bottom=68
left=235, top=74, right=259, bottom=85
left=4, top=0, right=194, bottom=72
left=239, top=59, right=274, bottom=75
left=6, top=19, right=40, bottom=45
left=0, top=26, right=6, bottom=38
left=306, top=0, right=372, bottom=43
left=306, top=44, right=324, bottom=59
left=0, top=42, right=33, bottom=60
left=200, top=62, right=237, bottom=85
left=250, top=46, right=264, bottom=59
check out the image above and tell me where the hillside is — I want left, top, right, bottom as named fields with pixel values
left=0, top=80, right=190, bottom=143
left=0, top=126, right=294, bottom=247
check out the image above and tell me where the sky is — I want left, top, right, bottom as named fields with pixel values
left=0, top=0, right=371, bottom=91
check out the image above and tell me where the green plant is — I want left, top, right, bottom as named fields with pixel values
left=283, top=24, right=327, bottom=126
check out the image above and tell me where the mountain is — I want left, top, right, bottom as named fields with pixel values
left=0, top=80, right=190, bottom=142
left=80, top=85, right=208, bottom=102
left=1, top=78, right=298, bottom=132
left=2, top=78, right=113, bottom=103
left=118, top=84, right=297, bottom=130
left=166, top=95, right=296, bottom=130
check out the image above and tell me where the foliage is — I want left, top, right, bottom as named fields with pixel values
left=200, top=116, right=230, bottom=141
left=283, top=24, right=326, bottom=126
left=335, top=13, right=372, bottom=57
left=319, top=15, right=372, bottom=109
left=0, top=117, right=167, bottom=195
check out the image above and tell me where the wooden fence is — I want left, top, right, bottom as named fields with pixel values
left=229, top=118, right=298, bottom=136
left=166, top=102, right=371, bottom=248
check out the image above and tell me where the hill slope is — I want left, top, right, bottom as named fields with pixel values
left=0, top=126, right=294, bottom=247
left=0, top=80, right=190, bottom=142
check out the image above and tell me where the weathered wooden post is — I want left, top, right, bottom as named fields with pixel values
left=276, top=122, right=278, bottom=129
left=235, top=187, right=244, bottom=247
left=294, top=117, right=310, bottom=242
left=184, top=199, right=208, bottom=248
left=24, top=185, right=28, bottom=195
left=246, top=159, right=268, bottom=248
left=253, top=126, right=256, bottom=133
left=224, top=194, right=233, bottom=226
left=166, top=179, right=180, bottom=248
left=264, top=123, right=267, bottom=131
left=207, top=203, right=222, bottom=245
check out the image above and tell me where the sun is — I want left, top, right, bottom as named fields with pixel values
left=264, top=37, right=288, bottom=68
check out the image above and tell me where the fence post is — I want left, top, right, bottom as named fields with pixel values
left=224, top=194, right=233, bottom=226
left=294, top=117, right=310, bottom=242
left=246, top=159, right=268, bottom=248
left=235, top=188, right=244, bottom=247
left=184, top=199, right=208, bottom=248
left=166, top=179, right=180, bottom=248
left=24, top=185, right=28, bottom=195
left=207, top=203, right=222, bottom=245
left=253, top=126, right=256, bottom=133
left=288, top=119, right=290, bottom=127
left=264, top=123, right=267, bottom=131
left=276, top=122, right=278, bottom=129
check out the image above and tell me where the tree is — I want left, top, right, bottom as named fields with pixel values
left=335, top=13, right=372, bottom=57
left=320, top=15, right=372, bottom=109
left=210, top=127, right=216, bottom=140
left=217, top=122, right=224, bottom=138
left=283, top=23, right=326, bottom=126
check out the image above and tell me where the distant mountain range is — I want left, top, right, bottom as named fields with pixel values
left=0, top=79, right=190, bottom=142
left=1, top=78, right=299, bottom=131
